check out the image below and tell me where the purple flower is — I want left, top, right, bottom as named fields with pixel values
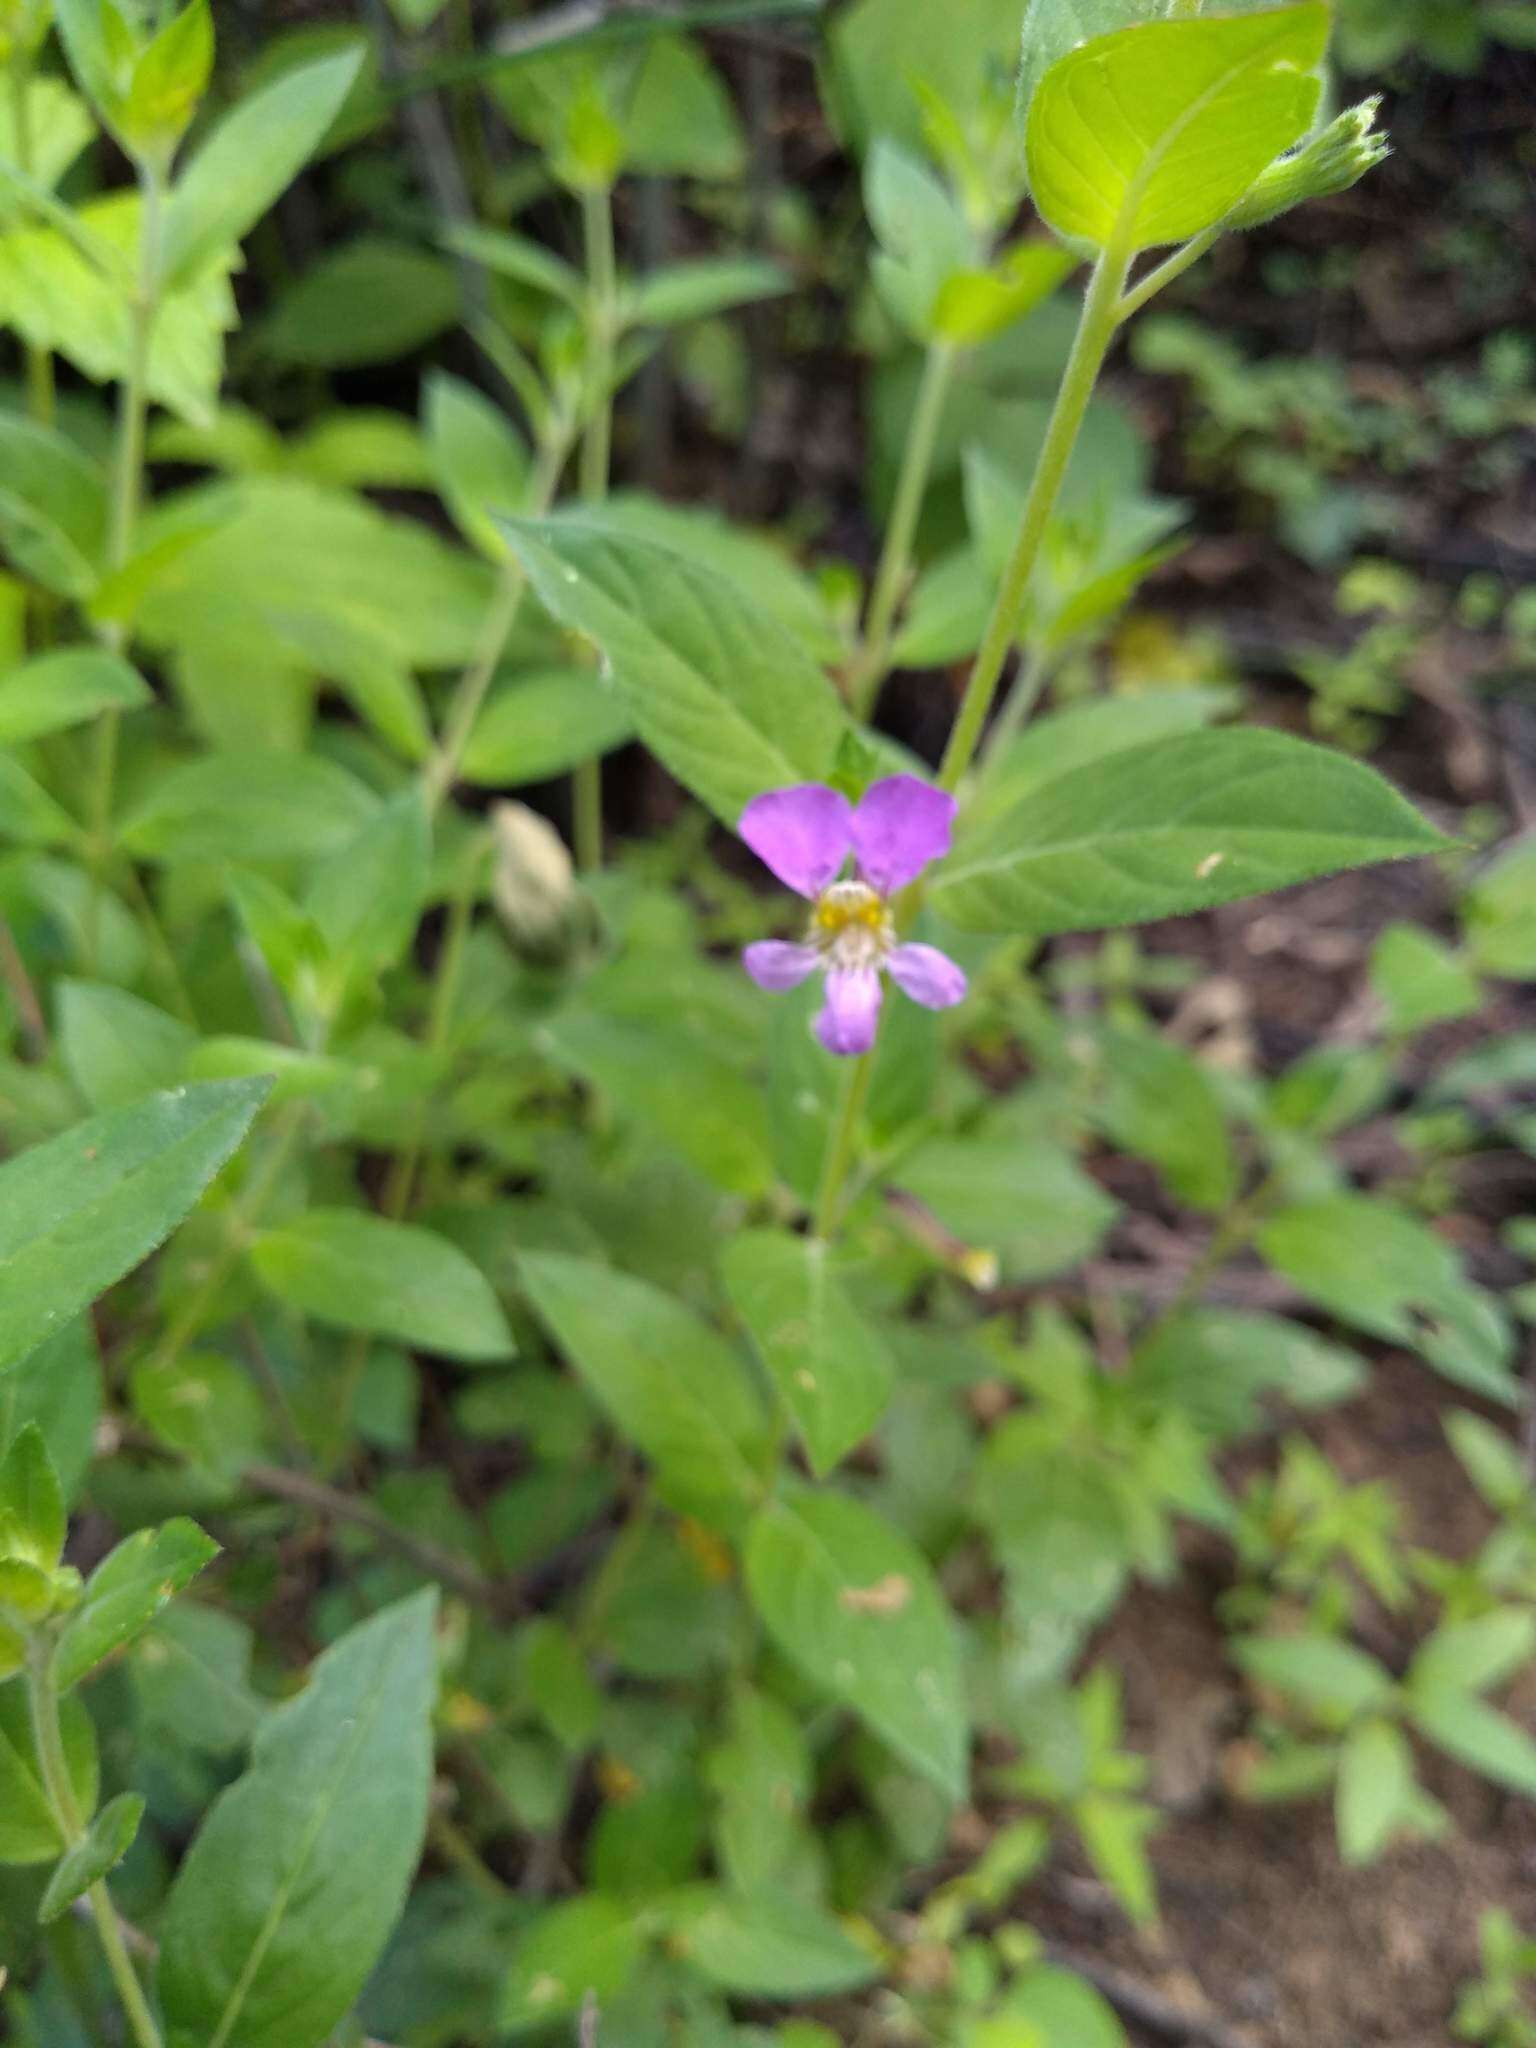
left=739, top=774, right=968, bottom=1056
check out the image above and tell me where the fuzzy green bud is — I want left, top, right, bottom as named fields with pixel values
left=1227, top=99, right=1389, bottom=231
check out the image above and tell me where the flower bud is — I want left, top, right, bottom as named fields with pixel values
left=489, top=800, right=595, bottom=968
left=1227, top=99, right=1389, bottom=231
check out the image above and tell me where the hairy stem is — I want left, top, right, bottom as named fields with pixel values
left=848, top=338, right=956, bottom=719
left=1117, top=223, right=1221, bottom=324
left=27, top=1644, right=164, bottom=2048
left=937, top=243, right=1131, bottom=795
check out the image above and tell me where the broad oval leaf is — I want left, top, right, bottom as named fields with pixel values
left=1026, top=6, right=1329, bottom=252
left=517, top=1250, right=771, bottom=1535
left=934, top=728, right=1447, bottom=936
left=498, top=515, right=852, bottom=826
left=251, top=1210, right=514, bottom=1364
left=0, top=1079, right=271, bottom=1378
left=723, top=1230, right=895, bottom=1475
left=745, top=1487, right=968, bottom=1800
left=463, top=669, right=636, bottom=786
left=121, top=750, right=380, bottom=866
left=157, top=1590, right=437, bottom=2048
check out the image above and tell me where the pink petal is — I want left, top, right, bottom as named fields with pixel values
left=815, top=966, right=883, bottom=1056
left=743, top=940, right=820, bottom=991
left=739, top=784, right=852, bottom=899
left=887, top=942, right=967, bottom=1011
left=850, top=775, right=957, bottom=895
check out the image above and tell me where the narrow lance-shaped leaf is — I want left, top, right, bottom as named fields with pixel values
left=38, top=1793, right=146, bottom=1923
left=934, top=728, right=1448, bottom=937
left=0, top=1079, right=271, bottom=1378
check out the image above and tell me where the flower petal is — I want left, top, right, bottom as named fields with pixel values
left=740, top=784, right=852, bottom=898
left=887, top=942, right=967, bottom=1010
left=850, top=775, right=957, bottom=895
left=743, top=940, right=820, bottom=992
left=815, top=966, right=883, bottom=1056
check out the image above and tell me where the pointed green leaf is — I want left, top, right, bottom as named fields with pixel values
left=251, top=1210, right=514, bottom=1364
left=518, top=1250, right=771, bottom=1535
left=934, top=728, right=1448, bottom=937
left=157, top=1591, right=437, bottom=2048
left=55, top=1518, right=220, bottom=1693
left=0, top=1079, right=271, bottom=1379
left=745, top=1488, right=968, bottom=1800
left=0, top=649, right=149, bottom=743
left=723, top=1230, right=895, bottom=1474
left=38, top=1792, right=145, bottom=1923
left=0, top=1425, right=64, bottom=1571
left=499, top=515, right=852, bottom=826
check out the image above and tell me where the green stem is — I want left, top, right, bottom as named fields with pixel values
left=88, top=159, right=163, bottom=968
left=937, top=243, right=1132, bottom=795
left=578, top=180, right=617, bottom=504
left=848, top=339, right=956, bottom=719
left=27, top=1644, right=164, bottom=2048
left=573, top=180, right=618, bottom=868
left=973, top=642, right=1053, bottom=784
left=1116, top=223, right=1221, bottom=325
left=426, top=433, right=569, bottom=807
left=812, top=1048, right=877, bottom=1242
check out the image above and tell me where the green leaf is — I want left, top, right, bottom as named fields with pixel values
left=542, top=1007, right=774, bottom=1197
left=722, top=1230, right=895, bottom=1475
left=131, top=1348, right=266, bottom=1476
left=500, top=1895, right=644, bottom=2036
left=934, top=728, right=1448, bottom=937
left=997, top=1963, right=1129, bottom=2048
left=1129, top=1309, right=1364, bottom=1439
left=1410, top=1691, right=1536, bottom=1799
left=499, top=514, right=851, bottom=826
left=0, top=415, right=107, bottom=597
left=1407, top=1610, right=1536, bottom=1703
left=251, top=1210, right=514, bottom=1364
left=55, top=1517, right=220, bottom=1693
left=161, top=45, right=364, bottom=289
left=424, top=370, right=531, bottom=562
left=0, top=1678, right=97, bottom=1864
left=58, top=980, right=197, bottom=1111
left=973, top=686, right=1235, bottom=826
left=0, top=193, right=238, bottom=428
left=0, top=1424, right=64, bottom=1570
left=0, top=756, right=75, bottom=846
left=827, top=0, right=1025, bottom=154
left=1369, top=923, right=1481, bottom=1033
left=462, top=668, right=635, bottom=785
left=157, top=1591, right=437, bottom=2048
left=1258, top=1195, right=1515, bottom=1404
left=864, top=139, right=976, bottom=341
left=1026, top=6, right=1328, bottom=253
left=745, top=1487, right=969, bottom=1800
left=1335, top=1718, right=1420, bottom=1866
left=38, top=1793, right=145, bottom=1924
left=260, top=238, right=459, bottom=368
left=1233, top=1633, right=1395, bottom=1719
left=0, top=650, right=149, bottom=743
left=1091, top=1024, right=1235, bottom=1212
left=121, top=749, right=380, bottom=866
left=1464, top=837, right=1536, bottom=979
left=518, top=1251, right=771, bottom=1535
left=0, top=1079, right=271, bottom=1379
left=0, top=1320, right=103, bottom=1506
left=1074, top=1793, right=1159, bottom=1926
left=627, top=255, right=788, bottom=328
left=303, top=788, right=430, bottom=977
left=897, top=1133, right=1118, bottom=1282
left=676, top=1889, right=878, bottom=1997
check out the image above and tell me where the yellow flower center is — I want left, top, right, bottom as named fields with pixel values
left=810, top=880, right=893, bottom=969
